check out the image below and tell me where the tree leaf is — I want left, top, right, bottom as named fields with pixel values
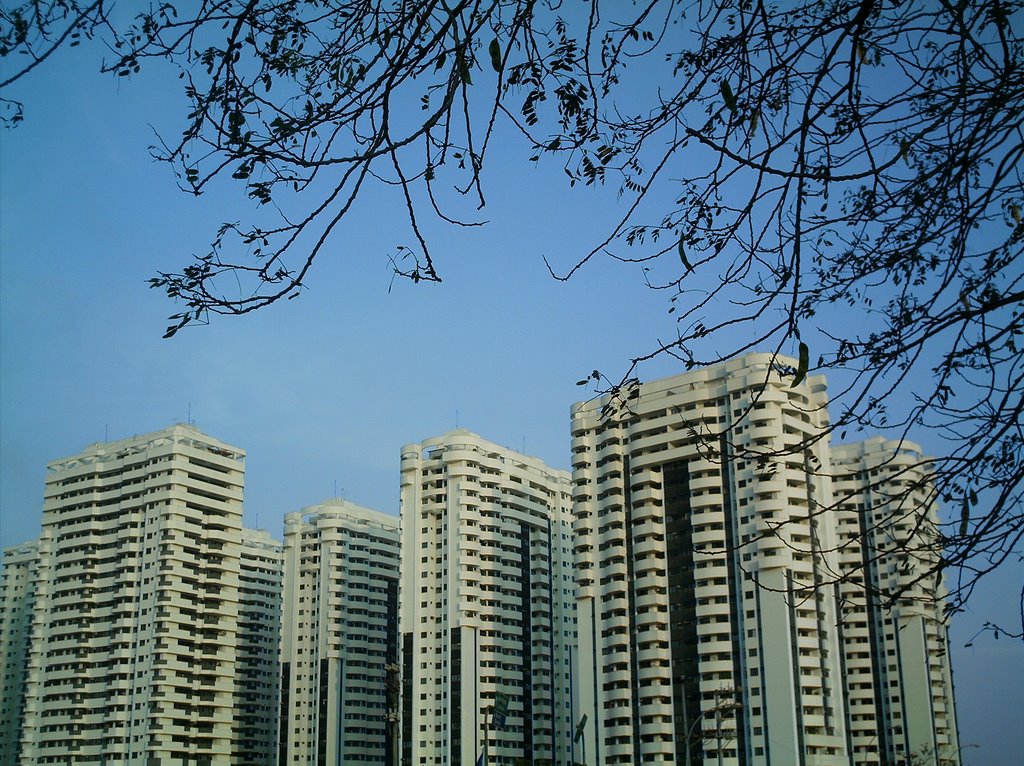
left=678, top=238, right=693, bottom=272
left=720, top=80, right=736, bottom=112
left=791, top=342, right=809, bottom=387
left=489, top=38, right=502, bottom=73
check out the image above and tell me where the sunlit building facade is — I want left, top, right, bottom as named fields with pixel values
left=570, top=354, right=850, bottom=766
left=0, top=540, right=38, bottom=766
left=279, top=499, right=401, bottom=765
left=18, top=425, right=246, bottom=765
left=399, top=430, right=577, bottom=766
left=833, top=438, right=960, bottom=766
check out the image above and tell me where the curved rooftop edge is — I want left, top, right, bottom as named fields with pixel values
left=401, top=427, right=569, bottom=481
left=284, top=497, right=398, bottom=529
left=45, top=423, right=244, bottom=473
left=570, top=351, right=828, bottom=418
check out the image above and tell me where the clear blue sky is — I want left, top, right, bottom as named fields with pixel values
left=0, top=38, right=1018, bottom=766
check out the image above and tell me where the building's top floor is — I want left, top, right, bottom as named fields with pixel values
left=1, top=540, right=38, bottom=566
left=401, top=429, right=570, bottom=487
left=0, top=540, right=38, bottom=588
left=45, top=423, right=244, bottom=477
left=242, top=527, right=284, bottom=552
left=285, top=498, right=398, bottom=537
left=570, top=352, right=830, bottom=427
left=832, top=435, right=929, bottom=471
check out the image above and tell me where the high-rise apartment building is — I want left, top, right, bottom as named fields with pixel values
left=279, top=499, right=401, bottom=765
left=238, top=527, right=284, bottom=765
left=0, top=540, right=38, bottom=766
left=832, top=438, right=960, bottom=766
left=570, top=354, right=850, bottom=766
left=399, top=430, right=577, bottom=766
left=18, top=425, right=246, bottom=765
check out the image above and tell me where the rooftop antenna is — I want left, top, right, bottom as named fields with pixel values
left=334, top=479, right=338, bottom=497
left=187, top=402, right=192, bottom=425
left=522, top=436, right=526, bottom=454
left=456, top=409, right=460, bottom=428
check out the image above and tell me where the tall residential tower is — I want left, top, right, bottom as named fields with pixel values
left=571, top=354, right=849, bottom=766
left=237, top=527, right=284, bottom=765
left=0, top=540, right=38, bottom=766
left=279, top=499, right=401, bottom=765
left=833, top=438, right=960, bottom=766
left=399, top=430, right=577, bottom=766
left=18, top=425, right=246, bottom=765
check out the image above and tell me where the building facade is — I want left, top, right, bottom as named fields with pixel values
left=399, top=430, right=577, bottom=766
left=570, top=354, right=850, bottom=766
left=279, top=499, right=401, bottom=765
left=238, top=528, right=284, bottom=765
left=0, top=540, right=38, bottom=766
left=17, top=425, right=246, bottom=765
left=832, top=438, right=960, bottom=766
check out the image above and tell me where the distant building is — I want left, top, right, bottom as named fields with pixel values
left=570, top=354, right=850, bottom=765
left=238, top=528, right=284, bottom=765
left=0, top=540, right=38, bottom=766
left=399, top=430, right=577, bottom=766
left=833, top=438, right=960, bottom=766
left=279, top=499, right=401, bottom=765
left=17, top=424, right=246, bottom=765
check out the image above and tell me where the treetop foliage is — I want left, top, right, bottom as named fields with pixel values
left=2, top=0, right=1022, bottom=622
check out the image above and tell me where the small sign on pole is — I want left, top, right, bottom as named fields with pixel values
left=492, top=692, right=510, bottom=729
left=573, top=713, right=588, bottom=743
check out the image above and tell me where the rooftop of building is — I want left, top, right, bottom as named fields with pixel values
left=401, top=428, right=571, bottom=482
left=45, top=422, right=245, bottom=473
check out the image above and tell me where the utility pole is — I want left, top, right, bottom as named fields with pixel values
left=712, top=687, right=743, bottom=766
left=385, top=663, right=400, bottom=766
left=715, top=703, right=723, bottom=766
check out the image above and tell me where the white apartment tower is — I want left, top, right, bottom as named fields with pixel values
left=0, top=540, right=38, bottom=766
left=279, top=499, right=401, bottom=765
left=237, top=528, right=284, bottom=765
left=832, top=438, right=960, bottom=766
left=570, top=354, right=850, bottom=766
left=399, top=430, right=577, bottom=766
left=18, top=425, right=245, bottom=765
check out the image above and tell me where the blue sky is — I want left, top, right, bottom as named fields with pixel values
left=0, top=36, right=1019, bottom=765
